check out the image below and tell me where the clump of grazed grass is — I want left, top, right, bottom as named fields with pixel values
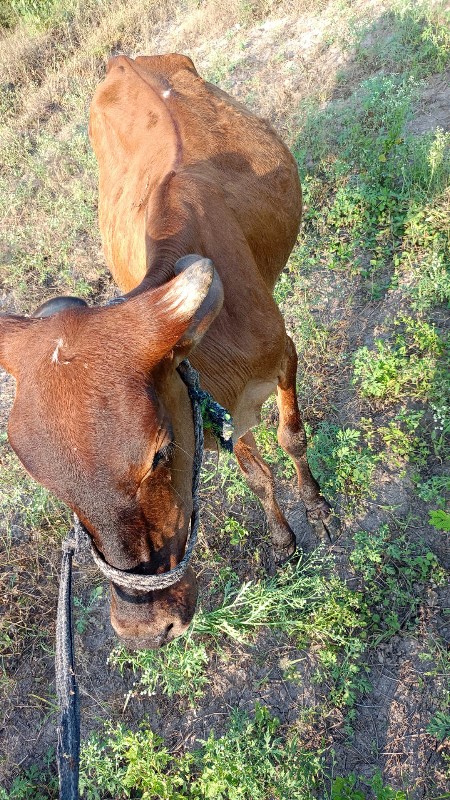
left=110, top=550, right=371, bottom=711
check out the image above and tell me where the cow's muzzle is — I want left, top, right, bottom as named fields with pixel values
left=109, top=566, right=198, bottom=649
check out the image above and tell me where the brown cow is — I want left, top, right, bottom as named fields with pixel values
left=0, top=54, right=330, bottom=649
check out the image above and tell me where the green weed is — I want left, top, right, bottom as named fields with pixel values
left=352, top=316, right=446, bottom=405
left=379, top=410, right=429, bottom=468
left=223, top=516, right=250, bottom=545
left=73, top=586, right=105, bottom=634
left=109, top=553, right=375, bottom=714
left=416, top=475, right=450, bottom=508
left=109, top=635, right=209, bottom=706
left=331, top=770, right=408, bottom=800
left=3, top=710, right=411, bottom=800
left=78, top=706, right=325, bottom=800
left=307, top=423, right=379, bottom=507
left=427, top=711, right=450, bottom=743
left=428, top=509, right=450, bottom=532
left=331, top=772, right=408, bottom=800
left=411, top=250, right=450, bottom=311
left=350, top=524, right=444, bottom=639
left=79, top=721, right=187, bottom=800
left=0, top=765, right=57, bottom=800
left=2, top=0, right=58, bottom=30
left=0, top=442, right=70, bottom=540
left=205, top=452, right=252, bottom=504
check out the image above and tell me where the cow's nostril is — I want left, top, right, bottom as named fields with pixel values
left=164, top=622, right=174, bottom=640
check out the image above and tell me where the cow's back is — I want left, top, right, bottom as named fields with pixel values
left=89, top=54, right=302, bottom=294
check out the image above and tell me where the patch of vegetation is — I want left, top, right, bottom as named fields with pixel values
left=379, top=410, right=429, bottom=469
left=0, top=436, right=71, bottom=716
left=112, top=542, right=443, bottom=717
left=0, top=759, right=58, bottom=800
left=415, top=475, right=450, bottom=508
left=426, top=711, right=450, bottom=743
left=0, top=0, right=74, bottom=30
left=274, top=262, right=333, bottom=413
left=353, top=316, right=446, bottom=405
left=0, top=441, right=69, bottom=539
left=212, top=452, right=253, bottom=504
left=306, top=423, right=379, bottom=507
left=1, top=708, right=411, bottom=800
left=110, top=552, right=371, bottom=711
left=110, top=635, right=209, bottom=707
left=295, top=71, right=450, bottom=305
left=428, top=509, right=450, bottom=532
left=0, top=126, right=99, bottom=310
left=254, top=418, right=296, bottom=480
left=351, top=1, right=450, bottom=79
left=73, top=585, right=105, bottom=634
left=350, top=524, right=445, bottom=641
left=1, top=0, right=450, bottom=794
left=331, top=771, right=408, bottom=800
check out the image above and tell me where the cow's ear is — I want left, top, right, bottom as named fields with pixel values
left=0, top=314, right=32, bottom=377
left=172, top=255, right=223, bottom=358
left=129, top=256, right=223, bottom=365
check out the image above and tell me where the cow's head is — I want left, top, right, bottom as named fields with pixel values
left=0, top=257, right=223, bottom=649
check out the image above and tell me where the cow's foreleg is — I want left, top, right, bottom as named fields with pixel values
left=277, top=336, right=332, bottom=539
left=234, top=431, right=296, bottom=563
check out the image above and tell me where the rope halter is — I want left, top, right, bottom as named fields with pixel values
left=72, top=359, right=233, bottom=590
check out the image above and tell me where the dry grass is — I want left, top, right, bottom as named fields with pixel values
left=0, top=0, right=387, bottom=315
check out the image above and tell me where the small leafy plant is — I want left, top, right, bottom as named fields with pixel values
left=350, top=524, right=444, bottom=639
left=307, top=423, right=379, bottom=507
left=429, top=509, right=450, bottom=532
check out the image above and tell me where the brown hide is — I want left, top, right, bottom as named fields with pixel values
left=0, top=54, right=302, bottom=649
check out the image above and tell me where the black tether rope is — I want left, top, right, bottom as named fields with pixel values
left=55, top=359, right=233, bottom=799
left=55, top=530, right=81, bottom=800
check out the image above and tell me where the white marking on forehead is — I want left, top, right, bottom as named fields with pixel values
left=51, top=338, right=64, bottom=364
left=162, top=89, right=171, bottom=99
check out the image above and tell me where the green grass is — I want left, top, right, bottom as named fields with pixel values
left=0, top=435, right=71, bottom=711
left=350, top=524, right=445, bottom=641
left=0, top=125, right=100, bottom=310
left=307, top=423, right=379, bottom=508
left=110, top=551, right=372, bottom=711
left=295, top=96, right=449, bottom=302
left=0, top=435, right=70, bottom=548
left=351, top=1, right=450, bottom=80
left=0, top=0, right=79, bottom=30
left=109, top=531, right=445, bottom=719
left=353, top=316, right=447, bottom=405
left=0, top=706, right=409, bottom=800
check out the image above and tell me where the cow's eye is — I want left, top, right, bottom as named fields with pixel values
left=152, top=441, right=175, bottom=470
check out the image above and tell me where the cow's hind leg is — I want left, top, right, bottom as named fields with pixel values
left=234, top=431, right=296, bottom=563
left=277, top=336, right=332, bottom=539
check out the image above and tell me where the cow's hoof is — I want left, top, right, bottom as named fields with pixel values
left=306, top=498, right=337, bottom=543
left=272, top=536, right=297, bottom=566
